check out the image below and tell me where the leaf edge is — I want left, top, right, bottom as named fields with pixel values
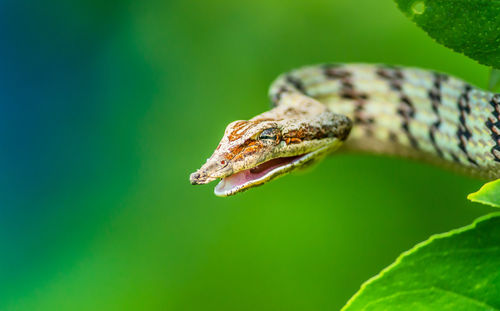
left=467, top=179, right=500, bottom=208
left=340, top=212, right=500, bottom=311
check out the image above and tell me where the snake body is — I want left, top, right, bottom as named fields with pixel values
left=191, top=64, right=500, bottom=196
left=270, top=64, right=500, bottom=179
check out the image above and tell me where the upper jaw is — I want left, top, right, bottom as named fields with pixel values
left=190, top=159, right=232, bottom=185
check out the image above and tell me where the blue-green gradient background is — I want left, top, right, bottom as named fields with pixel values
left=1, top=1, right=495, bottom=310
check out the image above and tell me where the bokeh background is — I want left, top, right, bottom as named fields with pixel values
left=1, top=0, right=496, bottom=310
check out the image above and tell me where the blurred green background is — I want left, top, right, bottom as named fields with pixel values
left=1, top=0, right=496, bottom=310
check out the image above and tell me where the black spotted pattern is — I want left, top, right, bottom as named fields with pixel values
left=323, top=65, right=373, bottom=133
left=427, top=73, right=446, bottom=158
left=486, top=94, right=500, bottom=162
left=376, top=67, right=419, bottom=149
left=271, top=74, right=311, bottom=106
left=286, top=75, right=307, bottom=94
left=271, top=86, right=289, bottom=106
left=456, top=83, right=478, bottom=165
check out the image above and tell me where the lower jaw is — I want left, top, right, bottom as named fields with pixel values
left=214, top=145, right=333, bottom=197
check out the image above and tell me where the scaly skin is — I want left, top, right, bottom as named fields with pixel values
left=191, top=64, right=500, bottom=196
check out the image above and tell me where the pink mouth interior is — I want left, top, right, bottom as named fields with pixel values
left=215, top=154, right=304, bottom=194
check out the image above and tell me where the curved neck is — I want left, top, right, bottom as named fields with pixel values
left=270, top=64, right=500, bottom=179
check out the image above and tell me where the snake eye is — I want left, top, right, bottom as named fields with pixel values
left=259, top=128, right=281, bottom=141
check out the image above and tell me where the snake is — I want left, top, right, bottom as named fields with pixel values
left=190, top=64, right=500, bottom=196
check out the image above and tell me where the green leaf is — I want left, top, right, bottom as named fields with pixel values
left=489, top=69, right=500, bottom=92
left=394, top=0, right=500, bottom=69
left=468, top=179, right=500, bottom=208
left=341, top=213, right=500, bottom=311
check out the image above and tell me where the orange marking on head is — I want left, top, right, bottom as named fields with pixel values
left=244, top=145, right=260, bottom=154
left=233, top=153, right=245, bottom=161
left=225, top=139, right=264, bottom=160
left=225, top=144, right=245, bottom=160
left=228, top=121, right=260, bottom=142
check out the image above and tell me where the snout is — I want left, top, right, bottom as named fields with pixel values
left=189, top=170, right=217, bottom=185
left=190, top=157, right=232, bottom=185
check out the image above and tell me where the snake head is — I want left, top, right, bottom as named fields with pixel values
left=190, top=93, right=352, bottom=196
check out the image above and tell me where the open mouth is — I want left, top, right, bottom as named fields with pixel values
left=214, top=146, right=328, bottom=197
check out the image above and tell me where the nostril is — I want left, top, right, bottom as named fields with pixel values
left=190, top=172, right=201, bottom=184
